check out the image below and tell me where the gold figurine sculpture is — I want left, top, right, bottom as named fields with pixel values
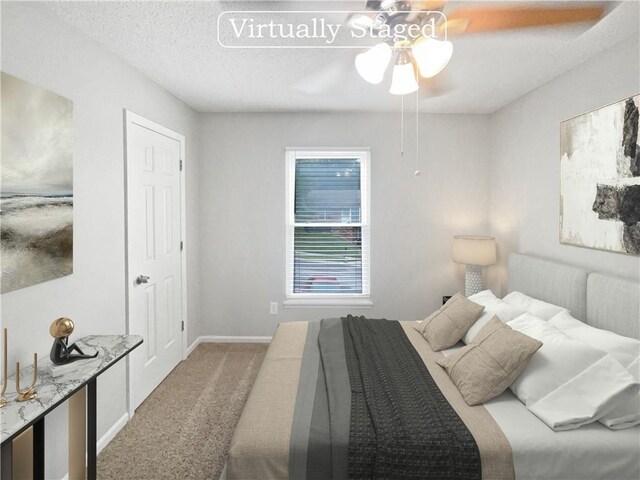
left=15, top=353, right=38, bottom=402
left=1, top=328, right=7, bottom=407
left=50, top=317, right=97, bottom=364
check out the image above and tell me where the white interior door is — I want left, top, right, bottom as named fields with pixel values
left=126, top=111, right=185, bottom=412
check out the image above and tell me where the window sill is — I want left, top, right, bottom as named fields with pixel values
left=283, top=297, right=373, bottom=308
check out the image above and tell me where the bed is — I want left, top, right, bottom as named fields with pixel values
left=224, top=254, right=640, bottom=480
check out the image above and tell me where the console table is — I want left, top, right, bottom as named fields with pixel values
left=0, top=335, right=143, bottom=480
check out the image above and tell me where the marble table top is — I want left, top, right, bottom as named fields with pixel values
left=1, top=335, right=143, bottom=444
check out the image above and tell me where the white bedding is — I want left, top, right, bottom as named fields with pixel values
left=507, top=314, right=639, bottom=431
left=485, top=391, right=640, bottom=480
left=549, top=310, right=640, bottom=429
left=443, top=344, right=640, bottom=479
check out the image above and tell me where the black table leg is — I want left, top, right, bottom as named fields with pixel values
left=87, top=379, right=97, bottom=480
left=1, top=440, right=12, bottom=480
left=33, top=419, right=45, bottom=480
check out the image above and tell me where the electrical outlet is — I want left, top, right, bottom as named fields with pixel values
left=270, top=302, right=278, bottom=315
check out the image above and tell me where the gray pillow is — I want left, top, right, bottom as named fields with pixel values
left=414, top=293, right=484, bottom=351
left=436, top=317, right=543, bottom=406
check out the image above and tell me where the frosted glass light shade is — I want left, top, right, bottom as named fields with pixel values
left=452, top=235, right=497, bottom=266
left=355, top=43, right=392, bottom=84
left=389, top=55, right=419, bottom=95
left=412, top=37, right=453, bottom=78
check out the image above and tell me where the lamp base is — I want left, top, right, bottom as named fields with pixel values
left=465, top=265, right=484, bottom=297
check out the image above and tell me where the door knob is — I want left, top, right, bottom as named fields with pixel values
left=135, top=275, right=150, bottom=285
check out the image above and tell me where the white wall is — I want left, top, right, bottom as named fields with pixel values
left=198, top=112, right=491, bottom=337
left=1, top=3, right=200, bottom=478
left=489, top=35, right=640, bottom=295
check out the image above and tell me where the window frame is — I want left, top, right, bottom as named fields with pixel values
left=284, top=148, right=372, bottom=308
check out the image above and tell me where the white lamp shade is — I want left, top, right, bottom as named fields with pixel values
left=355, top=43, right=392, bottom=84
left=389, top=61, right=419, bottom=95
left=412, top=37, right=453, bottom=78
left=452, top=235, right=497, bottom=266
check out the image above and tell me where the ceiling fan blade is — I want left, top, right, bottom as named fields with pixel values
left=406, top=1, right=446, bottom=21
left=416, top=1, right=445, bottom=11
left=365, top=1, right=382, bottom=11
left=345, top=11, right=381, bottom=34
left=445, top=6, right=604, bottom=34
left=436, top=18, right=470, bottom=37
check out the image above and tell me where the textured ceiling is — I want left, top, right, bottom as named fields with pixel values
left=45, top=1, right=639, bottom=113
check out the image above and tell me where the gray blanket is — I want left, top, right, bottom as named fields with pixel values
left=289, top=317, right=481, bottom=480
left=289, top=319, right=348, bottom=480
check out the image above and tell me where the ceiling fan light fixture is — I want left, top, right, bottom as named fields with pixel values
left=355, top=42, right=393, bottom=84
left=389, top=50, right=419, bottom=95
left=412, top=37, right=453, bottom=78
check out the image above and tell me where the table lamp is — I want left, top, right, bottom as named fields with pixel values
left=452, top=235, right=497, bottom=296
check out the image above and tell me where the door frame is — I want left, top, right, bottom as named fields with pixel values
left=123, top=110, right=188, bottom=417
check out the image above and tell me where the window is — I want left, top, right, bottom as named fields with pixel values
left=285, top=149, right=371, bottom=307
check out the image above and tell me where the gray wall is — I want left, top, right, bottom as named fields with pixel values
left=198, top=112, right=491, bottom=337
left=1, top=3, right=200, bottom=478
left=488, top=35, right=640, bottom=294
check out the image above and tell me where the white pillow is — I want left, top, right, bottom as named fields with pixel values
left=548, top=311, right=639, bottom=367
left=467, top=289, right=499, bottom=304
left=549, top=311, right=640, bottom=429
left=502, top=291, right=568, bottom=320
left=508, top=313, right=640, bottom=431
left=463, top=290, right=527, bottom=344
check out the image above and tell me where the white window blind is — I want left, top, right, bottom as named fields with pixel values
left=286, top=150, right=370, bottom=305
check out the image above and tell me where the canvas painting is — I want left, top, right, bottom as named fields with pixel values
left=560, top=94, right=640, bottom=255
left=1, top=72, right=73, bottom=293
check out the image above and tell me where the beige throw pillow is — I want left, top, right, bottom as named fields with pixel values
left=436, top=317, right=542, bottom=406
left=414, top=293, right=484, bottom=351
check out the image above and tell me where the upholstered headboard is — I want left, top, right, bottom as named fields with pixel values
left=587, top=273, right=639, bottom=340
left=507, top=253, right=639, bottom=340
left=508, top=253, right=589, bottom=321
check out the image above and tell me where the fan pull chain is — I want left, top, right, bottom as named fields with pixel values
left=415, top=87, right=421, bottom=177
left=400, top=94, right=404, bottom=156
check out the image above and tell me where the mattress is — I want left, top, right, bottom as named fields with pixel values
left=226, top=320, right=640, bottom=480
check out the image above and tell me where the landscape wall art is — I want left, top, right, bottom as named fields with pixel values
left=560, top=94, right=640, bottom=255
left=1, top=72, right=73, bottom=293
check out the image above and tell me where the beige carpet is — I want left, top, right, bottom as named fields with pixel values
left=98, top=343, right=268, bottom=480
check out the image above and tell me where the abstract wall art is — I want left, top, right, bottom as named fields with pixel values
left=1, top=73, right=74, bottom=293
left=560, top=94, right=640, bottom=255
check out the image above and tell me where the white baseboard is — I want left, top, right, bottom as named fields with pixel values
left=59, top=412, right=130, bottom=480
left=97, top=412, right=129, bottom=454
left=187, top=335, right=272, bottom=356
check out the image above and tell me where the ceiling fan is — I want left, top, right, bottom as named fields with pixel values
left=298, top=0, right=606, bottom=96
